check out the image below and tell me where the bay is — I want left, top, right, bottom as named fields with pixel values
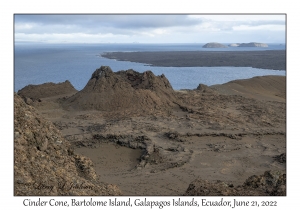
left=14, top=43, right=286, bottom=91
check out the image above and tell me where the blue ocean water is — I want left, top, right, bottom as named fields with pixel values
left=14, top=43, right=286, bottom=91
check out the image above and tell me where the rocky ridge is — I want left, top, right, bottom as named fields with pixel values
left=14, top=93, right=122, bottom=196
left=18, top=80, right=77, bottom=103
left=63, top=66, right=178, bottom=116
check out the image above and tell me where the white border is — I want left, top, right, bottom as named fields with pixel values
left=3, top=0, right=298, bottom=209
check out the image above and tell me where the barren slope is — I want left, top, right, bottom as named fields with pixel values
left=16, top=70, right=286, bottom=196
left=14, top=93, right=122, bottom=196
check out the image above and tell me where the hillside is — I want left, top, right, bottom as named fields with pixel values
left=14, top=93, right=122, bottom=196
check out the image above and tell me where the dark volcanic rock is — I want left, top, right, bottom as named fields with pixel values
left=196, top=84, right=209, bottom=91
left=14, top=93, right=122, bottom=196
left=116, top=68, right=173, bottom=91
left=18, top=80, right=77, bottom=100
left=202, top=42, right=227, bottom=48
left=196, top=83, right=217, bottom=93
left=243, top=170, right=286, bottom=195
left=63, top=66, right=178, bottom=115
left=274, top=153, right=286, bottom=163
left=184, top=170, right=285, bottom=196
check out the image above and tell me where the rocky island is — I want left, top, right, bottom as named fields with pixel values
left=228, top=42, right=269, bottom=47
left=202, top=42, right=228, bottom=48
left=15, top=66, right=286, bottom=196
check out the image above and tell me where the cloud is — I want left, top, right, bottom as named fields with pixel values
left=14, top=14, right=286, bottom=43
left=15, top=15, right=201, bottom=34
left=188, top=14, right=285, bottom=32
left=233, top=24, right=285, bottom=31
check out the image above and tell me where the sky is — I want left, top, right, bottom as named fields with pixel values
left=14, top=14, right=286, bottom=44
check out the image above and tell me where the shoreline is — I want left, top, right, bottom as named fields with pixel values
left=101, top=50, right=286, bottom=70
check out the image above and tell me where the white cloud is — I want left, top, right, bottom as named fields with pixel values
left=233, top=24, right=285, bottom=31
left=189, top=14, right=285, bottom=22
left=15, top=32, right=130, bottom=43
left=14, top=14, right=286, bottom=43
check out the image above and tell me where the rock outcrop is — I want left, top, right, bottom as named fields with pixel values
left=196, top=83, right=217, bottom=94
left=63, top=66, right=178, bottom=115
left=274, top=153, right=286, bottom=163
left=18, top=80, right=77, bottom=100
left=14, top=93, right=122, bottom=196
left=202, top=42, right=228, bottom=48
left=185, top=170, right=285, bottom=196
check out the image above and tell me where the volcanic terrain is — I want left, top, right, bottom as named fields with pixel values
left=15, top=66, right=286, bottom=196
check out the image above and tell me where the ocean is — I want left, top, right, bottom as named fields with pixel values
left=14, top=43, right=286, bottom=91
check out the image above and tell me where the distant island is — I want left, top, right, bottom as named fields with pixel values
left=229, top=42, right=268, bottom=47
left=101, top=50, right=286, bottom=70
left=228, top=43, right=240, bottom=47
left=202, top=42, right=228, bottom=48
